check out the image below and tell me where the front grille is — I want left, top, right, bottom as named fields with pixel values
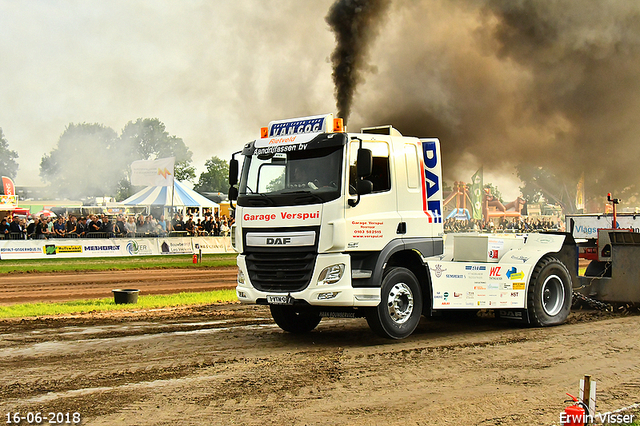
left=246, top=252, right=316, bottom=292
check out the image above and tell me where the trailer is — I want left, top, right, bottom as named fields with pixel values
left=567, top=212, right=640, bottom=304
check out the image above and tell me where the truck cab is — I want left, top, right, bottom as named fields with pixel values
left=230, top=113, right=444, bottom=338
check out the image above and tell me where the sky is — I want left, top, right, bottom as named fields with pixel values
left=2, top=0, right=640, bottom=203
left=0, top=1, right=335, bottom=188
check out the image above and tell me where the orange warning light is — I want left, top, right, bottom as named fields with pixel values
left=333, top=118, right=344, bottom=133
left=260, top=127, right=268, bottom=138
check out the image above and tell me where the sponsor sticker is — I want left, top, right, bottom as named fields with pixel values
left=506, top=267, right=524, bottom=280
left=431, top=264, right=446, bottom=278
left=126, top=240, right=153, bottom=255
left=56, top=245, right=83, bottom=253
left=43, top=245, right=83, bottom=255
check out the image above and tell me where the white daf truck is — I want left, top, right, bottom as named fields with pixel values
left=228, top=113, right=577, bottom=339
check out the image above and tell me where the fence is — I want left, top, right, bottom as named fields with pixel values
left=0, top=230, right=220, bottom=240
left=0, top=235, right=233, bottom=260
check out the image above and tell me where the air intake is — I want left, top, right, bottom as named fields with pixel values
left=360, top=125, right=403, bottom=136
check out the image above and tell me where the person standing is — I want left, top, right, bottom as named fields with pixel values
left=0, top=218, right=10, bottom=237
left=53, top=216, right=66, bottom=238
left=101, top=215, right=114, bottom=237
left=76, top=217, right=88, bottom=238
left=185, top=215, right=195, bottom=236
left=9, top=216, right=24, bottom=239
left=124, top=216, right=137, bottom=236
left=172, top=213, right=184, bottom=232
left=136, top=214, right=147, bottom=233
left=114, top=214, right=127, bottom=236
left=203, top=215, right=214, bottom=235
left=220, top=219, right=230, bottom=237
left=88, top=214, right=102, bottom=234
left=35, top=218, right=48, bottom=239
left=26, top=218, right=39, bottom=238
left=66, top=215, right=78, bottom=236
left=157, top=215, right=167, bottom=235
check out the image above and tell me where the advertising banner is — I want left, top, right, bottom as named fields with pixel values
left=130, top=157, right=175, bottom=186
left=191, top=237, right=232, bottom=254
left=2, top=176, right=15, bottom=196
left=470, top=167, right=483, bottom=220
left=158, top=237, right=193, bottom=255
left=0, top=236, right=230, bottom=260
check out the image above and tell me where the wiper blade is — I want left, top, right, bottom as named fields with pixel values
left=282, top=190, right=324, bottom=203
left=244, top=193, right=274, bottom=206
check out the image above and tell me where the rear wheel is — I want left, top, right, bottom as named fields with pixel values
left=366, top=267, right=423, bottom=339
left=527, top=256, right=572, bottom=326
left=269, top=305, right=321, bottom=333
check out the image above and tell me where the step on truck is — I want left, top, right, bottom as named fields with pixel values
left=228, top=113, right=578, bottom=339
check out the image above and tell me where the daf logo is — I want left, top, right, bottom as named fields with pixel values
left=266, top=237, right=291, bottom=245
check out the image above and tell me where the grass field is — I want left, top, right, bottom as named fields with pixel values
left=0, top=253, right=237, bottom=274
left=0, top=254, right=239, bottom=318
left=0, top=289, right=238, bottom=319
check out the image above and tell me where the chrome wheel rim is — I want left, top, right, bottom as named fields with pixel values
left=387, top=283, right=414, bottom=324
left=542, top=274, right=565, bottom=316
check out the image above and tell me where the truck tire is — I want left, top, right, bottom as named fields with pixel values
left=527, top=256, right=572, bottom=326
left=366, top=267, right=423, bottom=339
left=269, top=305, right=321, bottom=333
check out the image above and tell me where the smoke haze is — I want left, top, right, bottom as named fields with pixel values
left=2, top=1, right=640, bottom=201
left=352, top=0, right=640, bottom=200
left=326, top=0, right=391, bottom=124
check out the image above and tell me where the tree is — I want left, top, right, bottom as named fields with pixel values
left=40, top=123, right=127, bottom=199
left=0, top=128, right=19, bottom=180
left=193, top=156, right=229, bottom=194
left=120, top=118, right=196, bottom=183
left=40, top=119, right=197, bottom=200
left=516, top=164, right=573, bottom=210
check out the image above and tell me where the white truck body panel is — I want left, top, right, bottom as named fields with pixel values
left=427, top=233, right=567, bottom=309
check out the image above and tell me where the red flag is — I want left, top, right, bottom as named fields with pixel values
left=2, top=176, right=15, bottom=196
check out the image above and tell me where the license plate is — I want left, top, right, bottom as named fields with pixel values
left=267, top=295, right=292, bottom=305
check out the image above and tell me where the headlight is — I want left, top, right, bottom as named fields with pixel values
left=237, top=269, right=245, bottom=284
left=317, top=264, right=345, bottom=285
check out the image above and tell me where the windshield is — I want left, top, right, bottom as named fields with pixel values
left=238, top=139, right=344, bottom=207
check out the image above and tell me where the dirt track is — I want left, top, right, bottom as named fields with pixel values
left=1, top=291, right=639, bottom=425
left=0, top=267, right=237, bottom=305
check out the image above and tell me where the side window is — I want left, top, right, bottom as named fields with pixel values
left=404, top=144, right=419, bottom=189
left=349, top=141, right=391, bottom=194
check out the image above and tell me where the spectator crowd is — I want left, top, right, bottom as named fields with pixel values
left=0, top=212, right=234, bottom=240
left=444, top=217, right=564, bottom=233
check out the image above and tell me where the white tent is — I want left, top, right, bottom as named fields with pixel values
left=121, top=180, right=219, bottom=216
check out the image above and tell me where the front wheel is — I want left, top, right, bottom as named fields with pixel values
left=527, top=256, right=572, bottom=326
left=366, top=267, right=423, bottom=339
left=269, top=305, right=321, bottom=334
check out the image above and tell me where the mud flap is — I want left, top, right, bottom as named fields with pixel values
left=497, top=309, right=530, bottom=323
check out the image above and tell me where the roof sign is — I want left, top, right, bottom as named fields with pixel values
left=265, top=114, right=333, bottom=138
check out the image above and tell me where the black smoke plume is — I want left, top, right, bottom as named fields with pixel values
left=326, top=0, right=391, bottom=124
left=341, top=0, right=640, bottom=205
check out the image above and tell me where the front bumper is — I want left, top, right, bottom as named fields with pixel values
left=235, top=253, right=381, bottom=307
